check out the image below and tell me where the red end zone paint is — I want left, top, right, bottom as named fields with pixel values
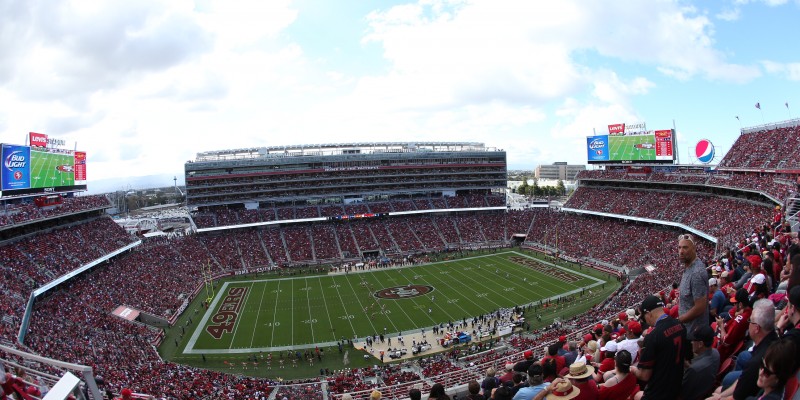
left=509, top=256, right=580, bottom=282
left=206, top=286, right=249, bottom=339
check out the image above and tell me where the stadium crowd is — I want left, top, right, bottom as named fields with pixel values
left=1, top=122, right=800, bottom=399
left=191, top=194, right=506, bottom=229
left=564, top=186, right=774, bottom=247
left=0, top=194, right=111, bottom=227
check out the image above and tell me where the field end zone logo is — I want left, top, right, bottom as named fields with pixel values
left=374, top=285, right=434, bottom=299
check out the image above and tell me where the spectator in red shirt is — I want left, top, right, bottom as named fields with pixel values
left=715, top=288, right=753, bottom=362
left=541, top=344, right=567, bottom=376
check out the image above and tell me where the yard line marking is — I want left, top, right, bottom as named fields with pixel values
left=330, top=276, right=357, bottom=336
left=342, top=274, right=378, bottom=335
left=227, top=282, right=253, bottom=349
left=510, top=251, right=604, bottom=283
left=249, top=281, right=268, bottom=348
left=420, top=263, right=502, bottom=313
left=291, top=279, right=295, bottom=346
left=468, top=257, right=563, bottom=301
left=361, top=272, right=402, bottom=332
left=330, top=279, right=362, bottom=340
left=317, top=277, right=338, bottom=341
left=446, top=260, right=522, bottom=306
left=472, top=253, right=594, bottom=303
left=386, top=271, right=437, bottom=328
left=305, top=278, right=315, bottom=343
left=184, top=281, right=231, bottom=353
left=269, top=280, right=282, bottom=347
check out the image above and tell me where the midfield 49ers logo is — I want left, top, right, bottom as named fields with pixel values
left=374, top=285, right=434, bottom=299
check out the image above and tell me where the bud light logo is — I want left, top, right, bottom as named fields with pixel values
left=587, top=135, right=610, bottom=162
left=1, top=145, right=31, bottom=190
left=4, top=151, right=27, bottom=170
left=589, top=139, right=606, bottom=149
left=695, top=139, right=715, bottom=164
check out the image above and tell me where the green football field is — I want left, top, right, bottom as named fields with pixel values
left=608, top=134, right=656, bottom=161
left=183, top=251, right=607, bottom=355
left=30, top=150, right=74, bottom=188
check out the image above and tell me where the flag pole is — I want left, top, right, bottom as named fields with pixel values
left=787, top=102, right=792, bottom=119
left=735, top=116, right=742, bottom=133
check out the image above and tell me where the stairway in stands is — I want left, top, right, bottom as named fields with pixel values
left=787, top=194, right=800, bottom=233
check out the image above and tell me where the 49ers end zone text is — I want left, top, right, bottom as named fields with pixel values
left=206, top=286, right=248, bottom=339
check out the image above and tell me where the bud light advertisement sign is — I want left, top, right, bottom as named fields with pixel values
left=2, top=144, right=31, bottom=191
left=586, top=135, right=609, bottom=162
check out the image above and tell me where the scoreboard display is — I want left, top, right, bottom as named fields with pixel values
left=1, top=143, right=87, bottom=198
left=587, top=129, right=675, bottom=164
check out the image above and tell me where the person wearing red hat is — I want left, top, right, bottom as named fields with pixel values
left=615, top=321, right=642, bottom=366
left=556, top=335, right=569, bottom=357
left=714, top=288, right=753, bottom=362
left=116, top=388, right=133, bottom=400
left=513, top=350, right=536, bottom=373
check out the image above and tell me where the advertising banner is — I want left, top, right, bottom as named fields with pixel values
left=29, top=132, right=47, bottom=148
left=607, top=123, right=625, bottom=135
left=586, top=135, right=609, bottom=162
left=2, top=144, right=31, bottom=191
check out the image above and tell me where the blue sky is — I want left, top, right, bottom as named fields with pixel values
left=0, top=0, right=799, bottom=184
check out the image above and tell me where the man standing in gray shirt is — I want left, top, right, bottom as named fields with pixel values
left=677, top=233, right=708, bottom=340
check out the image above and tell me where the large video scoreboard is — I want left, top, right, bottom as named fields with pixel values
left=587, top=123, right=675, bottom=164
left=1, top=143, right=87, bottom=198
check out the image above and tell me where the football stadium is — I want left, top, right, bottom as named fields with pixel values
left=0, top=128, right=799, bottom=400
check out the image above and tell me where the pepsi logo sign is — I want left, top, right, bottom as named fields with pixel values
left=695, top=139, right=715, bottom=163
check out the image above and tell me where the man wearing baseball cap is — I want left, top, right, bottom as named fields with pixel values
left=681, top=325, right=720, bottom=400
left=715, top=288, right=752, bottom=362
left=512, top=364, right=548, bottom=400
left=708, top=277, right=727, bottom=319
left=513, top=349, right=536, bottom=373
left=616, top=320, right=642, bottom=363
left=631, top=295, right=688, bottom=400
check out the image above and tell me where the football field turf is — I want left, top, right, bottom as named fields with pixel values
left=30, top=150, right=74, bottom=188
left=183, top=251, right=608, bottom=355
left=608, top=134, right=656, bottom=161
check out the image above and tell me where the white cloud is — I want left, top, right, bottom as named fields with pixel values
left=734, top=0, right=789, bottom=5
left=716, top=8, right=742, bottom=21
left=0, top=0, right=778, bottom=183
left=761, top=60, right=800, bottom=81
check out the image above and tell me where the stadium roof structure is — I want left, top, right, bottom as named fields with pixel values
left=740, top=117, right=800, bottom=135
left=193, top=142, right=497, bottom=162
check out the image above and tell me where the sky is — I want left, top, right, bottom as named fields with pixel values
left=1, top=0, right=799, bottom=188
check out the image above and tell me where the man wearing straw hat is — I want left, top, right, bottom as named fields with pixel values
left=564, top=361, right=598, bottom=400
left=531, top=378, right=581, bottom=400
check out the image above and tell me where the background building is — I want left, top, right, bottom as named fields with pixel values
left=534, top=162, right=586, bottom=180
